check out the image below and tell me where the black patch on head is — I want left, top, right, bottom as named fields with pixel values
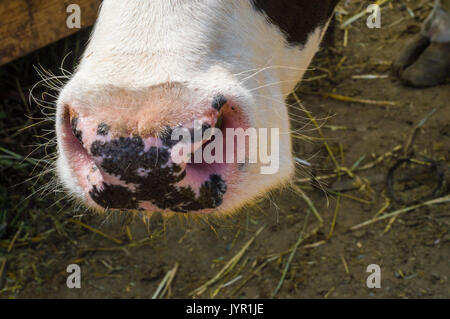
left=89, top=136, right=227, bottom=212
left=97, top=123, right=110, bottom=136
left=212, top=94, right=227, bottom=111
left=71, top=117, right=83, bottom=144
left=252, top=0, right=339, bottom=45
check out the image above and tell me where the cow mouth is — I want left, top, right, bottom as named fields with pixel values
left=58, top=103, right=249, bottom=213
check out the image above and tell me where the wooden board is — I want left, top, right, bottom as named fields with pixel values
left=0, top=0, right=101, bottom=66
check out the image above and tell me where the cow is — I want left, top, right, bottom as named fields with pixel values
left=55, top=0, right=450, bottom=216
left=54, top=0, right=340, bottom=216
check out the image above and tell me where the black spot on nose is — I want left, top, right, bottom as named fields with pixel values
left=90, top=184, right=139, bottom=210
left=90, top=136, right=171, bottom=181
left=212, top=94, right=227, bottom=111
left=160, top=126, right=184, bottom=148
left=88, top=136, right=228, bottom=212
left=97, top=123, right=110, bottom=136
left=198, top=174, right=227, bottom=208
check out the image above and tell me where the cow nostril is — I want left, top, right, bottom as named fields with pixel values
left=215, top=113, right=224, bottom=131
left=63, top=105, right=84, bottom=146
left=70, top=116, right=83, bottom=145
left=212, top=94, right=227, bottom=111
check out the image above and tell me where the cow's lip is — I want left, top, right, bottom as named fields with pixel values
left=58, top=102, right=250, bottom=213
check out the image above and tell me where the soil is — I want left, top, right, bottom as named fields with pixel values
left=1, top=0, right=449, bottom=299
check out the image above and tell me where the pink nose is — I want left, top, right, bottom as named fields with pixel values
left=62, top=94, right=234, bottom=212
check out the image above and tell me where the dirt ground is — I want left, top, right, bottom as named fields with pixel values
left=1, top=0, right=449, bottom=299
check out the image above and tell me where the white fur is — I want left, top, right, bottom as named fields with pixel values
left=56, top=0, right=327, bottom=214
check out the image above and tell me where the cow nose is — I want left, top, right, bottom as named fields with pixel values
left=64, top=97, right=230, bottom=213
